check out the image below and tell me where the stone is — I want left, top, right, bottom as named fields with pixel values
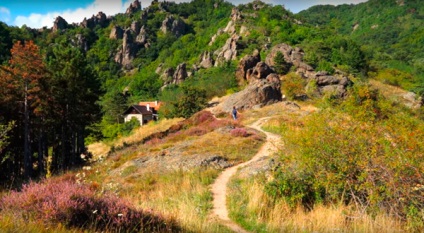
left=160, top=15, right=187, bottom=37
left=172, top=63, right=187, bottom=85
left=199, top=51, right=214, bottom=69
left=126, top=0, right=142, bottom=15
left=53, top=16, right=68, bottom=32
left=246, top=62, right=274, bottom=82
left=235, top=50, right=261, bottom=85
left=221, top=78, right=282, bottom=112
left=81, top=11, right=108, bottom=29
left=135, top=26, right=148, bottom=44
left=110, top=26, right=124, bottom=39
left=73, top=34, right=89, bottom=52
left=214, top=34, right=242, bottom=66
left=114, top=29, right=138, bottom=69
left=131, top=21, right=141, bottom=34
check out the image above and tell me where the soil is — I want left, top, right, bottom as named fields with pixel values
left=210, top=117, right=281, bottom=232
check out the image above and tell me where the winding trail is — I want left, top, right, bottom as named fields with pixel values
left=211, top=117, right=281, bottom=232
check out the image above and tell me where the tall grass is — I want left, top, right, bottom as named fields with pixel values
left=228, top=83, right=424, bottom=232
left=228, top=176, right=404, bottom=232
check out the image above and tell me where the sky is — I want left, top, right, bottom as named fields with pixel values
left=0, top=0, right=368, bottom=29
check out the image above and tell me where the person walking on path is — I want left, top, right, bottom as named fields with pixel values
left=232, top=106, right=238, bottom=120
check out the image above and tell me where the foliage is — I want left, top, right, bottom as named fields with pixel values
left=266, top=87, right=424, bottom=229
left=162, top=86, right=208, bottom=119
left=273, top=51, right=290, bottom=75
left=0, top=177, right=179, bottom=232
left=281, top=72, right=306, bottom=100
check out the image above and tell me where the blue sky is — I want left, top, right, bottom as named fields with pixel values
left=0, top=0, right=368, bottom=28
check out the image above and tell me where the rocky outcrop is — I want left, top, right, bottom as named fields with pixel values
left=172, top=63, right=187, bottom=85
left=126, top=0, right=142, bottom=15
left=199, top=51, right=214, bottom=69
left=313, top=72, right=352, bottom=97
left=110, top=26, right=124, bottom=39
left=246, top=62, right=274, bottom=81
left=158, top=67, right=175, bottom=86
left=221, top=73, right=282, bottom=112
left=81, top=11, right=108, bottom=29
left=231, top=7, right=243, bottom=21
left=214, top=34, right=242, bottom=66
left=73, top=34, right=89, bottom=52
left=235, top=51, right=261, bottom=85
left=160, top=15, right=187, bottom=37
left=114, top=29, right=138, bottom=69
left=135, top=26, right=148, bottom=44
left=266, top=43, right=352, bottom=97
left=53, top=16, right=69, bottom=32
left=131, top=21, right=141, bottom=35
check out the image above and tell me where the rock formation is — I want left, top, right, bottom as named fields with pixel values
left=214, top=34, right=242, bottom=66
left=172, top=63, right=188, bottom=85
left=246, top=62, right=274, bottom=81
left=81, top=11, right=108, bottom=29
left=221, top=72, right=282, bottom=112
left=126, top=0, right=142, bottom=15
left=199, top=51, right=214, bottom=69
left=114, top=29, right=137, bottom=69
left=73, top=34, right=89, bottom=52
left=235, top=51, right=261, bottom=85
left=52, top=16, right=69, bottom=32
left=110, top=26, right=124, bottom=39
left=160, top=15, right=187, bottom=37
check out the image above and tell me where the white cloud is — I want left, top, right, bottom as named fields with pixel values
left=11, top=0, right=369, bottom=28
left=13, top=0, right=136, bottom=28
left=0, top=7, right=11, bottom=23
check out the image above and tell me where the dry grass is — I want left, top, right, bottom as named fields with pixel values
left=184, top=131, right=264, bottom=162
left=228, top=176, right=404, bottom=233
left=87, top=118, right=183, bottom=160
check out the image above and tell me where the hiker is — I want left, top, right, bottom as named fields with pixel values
left=232, top=106, right=238, bottom=120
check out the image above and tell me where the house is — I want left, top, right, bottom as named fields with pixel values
left=123, top=101, right=161, bottom=125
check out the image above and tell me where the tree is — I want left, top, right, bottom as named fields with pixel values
left=47, top=44, right=101, bottom=171
left=273, top=51, right=291, bottom=74
left=172, top=86, right=207, bottom=118
left=0, top=40, right=47, bottom=178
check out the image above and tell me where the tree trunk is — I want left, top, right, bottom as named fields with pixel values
left=24, top=82, right=32, bottom=178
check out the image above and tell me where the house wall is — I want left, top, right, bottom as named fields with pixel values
left=124, top=114, right=144, bottom=125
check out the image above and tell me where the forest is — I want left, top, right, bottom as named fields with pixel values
left=0, top=0, right=422, bottom=190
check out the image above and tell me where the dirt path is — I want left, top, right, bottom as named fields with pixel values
left=210, top=117, right=281, bottom=233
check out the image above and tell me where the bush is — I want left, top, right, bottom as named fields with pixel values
left=0, top=178, right=179, bottom=232
left=281, top=72, right=306, bottom=100
left=230, top=128, right=250, bottom=137
left=266, top=106, right=424, bottom=229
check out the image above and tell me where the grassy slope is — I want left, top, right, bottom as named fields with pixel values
left=83, top=112, right=265, bottom=232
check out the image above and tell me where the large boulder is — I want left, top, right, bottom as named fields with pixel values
left=221, top=74, right=282, bottom=112
left=313, top=72, right=352, bottom=97
left=246, top=62, right=274, bottom=82
left=160, top=15, right=187, bottom=37
left=235, top=50, right=261, bottom=85
left=52, top=16, right=68, bottom=32
left=126, top=0, right=142, bottom=15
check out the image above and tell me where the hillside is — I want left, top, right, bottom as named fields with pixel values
left=1, top=0, right=424, bottom=232
left=298, top=0, right=424, bottom=90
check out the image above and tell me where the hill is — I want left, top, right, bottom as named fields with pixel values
left=1, top=0, right=424, bottom=231
left=298, top=0, right=424, bottom=90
